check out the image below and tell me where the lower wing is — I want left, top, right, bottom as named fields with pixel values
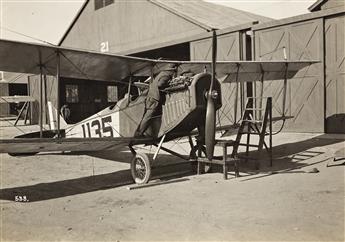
left=0, top=137, right=153, bottom=155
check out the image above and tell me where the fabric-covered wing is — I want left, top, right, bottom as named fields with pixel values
left=0, top=137, right=153, bottom=154
left=0, top=38, right=155, bottom=81
left=176, top=61, right=316, bottom=83
left=0, top=38, right=317, bottom=82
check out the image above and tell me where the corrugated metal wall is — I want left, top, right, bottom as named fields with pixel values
left=325, top=14, right=345, bottom=133
left=190, top=32, right=245, bottom=127
left=253, top=19, right=325, bottom=132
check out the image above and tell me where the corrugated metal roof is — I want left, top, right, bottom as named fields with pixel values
left=150, top=0, right=272, bottom=30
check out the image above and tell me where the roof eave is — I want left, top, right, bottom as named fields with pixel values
left=148, top=0, right=214, bottom=31
left=58, top=0, right=89, bottom=46
left=308, top=0, right=326, bottom=12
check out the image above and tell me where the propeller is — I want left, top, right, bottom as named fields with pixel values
left=205, top=30, right=217, bottom=161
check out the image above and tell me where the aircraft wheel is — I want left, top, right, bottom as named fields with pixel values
left=190, top=145, right=212, bottom=173
left=131, top=153, right=151, bottom=184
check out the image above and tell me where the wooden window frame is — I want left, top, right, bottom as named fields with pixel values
left=107, top=85, right=118, bottom=103
left=65, top=84, right=79, bottom=103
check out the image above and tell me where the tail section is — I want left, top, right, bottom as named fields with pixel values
left=47, top=101, right=68, bottom=130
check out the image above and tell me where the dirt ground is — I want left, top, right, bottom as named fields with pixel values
left=0, top=120, right=344, bottom=241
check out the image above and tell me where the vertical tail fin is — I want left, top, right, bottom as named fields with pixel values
left=47, top=101, right=68, bottom=130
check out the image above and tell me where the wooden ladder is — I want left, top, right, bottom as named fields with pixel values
left=196, top=97, right=273, bottom=179
left=233, top=96, right=273, bottom=169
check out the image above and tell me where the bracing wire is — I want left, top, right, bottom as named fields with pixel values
left=58, top=52, right=148, bottom=137
left=0, top=26, right=55, bottom=46
left=0, top=97, right=28, bottom=135
left=0, top=51, right=59, bottom=134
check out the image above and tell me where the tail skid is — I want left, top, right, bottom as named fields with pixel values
left=47, top=101, right=68, bottom=130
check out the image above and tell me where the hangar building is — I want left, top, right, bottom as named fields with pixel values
left=28, top=0, right=344, bottom=134
left=252, top=0, right=344, bottom=133
left=29, top=0, right=270, bottom=124
left=0, top=73, right=28, bottom=117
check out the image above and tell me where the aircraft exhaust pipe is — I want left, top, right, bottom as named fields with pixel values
left=205, top=29, right=217, bottom=160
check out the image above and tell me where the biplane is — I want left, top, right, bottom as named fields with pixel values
left=0, top=32, right=317, bottom=184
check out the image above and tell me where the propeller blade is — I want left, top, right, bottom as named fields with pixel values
left=205, top=29, right=217, bottom=161
left=205, top=95, right=216, bottom=160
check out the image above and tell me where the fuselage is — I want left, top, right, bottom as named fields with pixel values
left=64, top=72, right=222, bottom=141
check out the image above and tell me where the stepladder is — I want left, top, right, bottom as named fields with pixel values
left=233, top=96, right=273, bottom=169
left=196, top=96, right=273, bottom=179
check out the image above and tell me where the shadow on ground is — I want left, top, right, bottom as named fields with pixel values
left=231, top=134, right=344, bottom=181
left=0, top=169, right=132, bottom=202
left=0, top=152, right=192, bottom=202
left=0, top=134, right=343, bottom=202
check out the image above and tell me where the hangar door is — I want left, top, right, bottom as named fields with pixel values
left=325, top=15, right=345, bottom=133
left=254, top=19, right=324, bottom=132
left=190, top=32, right=243, bottom=127
left=28, top=75, right=57, bottom=124
left=0, top=83, right=9, bottom=116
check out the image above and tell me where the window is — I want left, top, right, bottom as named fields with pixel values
left=65, top=85, right=79, bottom=103
left=107, top=85, right=118, bottom=102
left=95, top=0, right=114, bottom=10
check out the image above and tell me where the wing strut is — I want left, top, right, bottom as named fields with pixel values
left=233, top=63, right=240, bottom=123
left=282, top=47, right=288, bottom=118
left=282, top=62, right=289, bottom=118
left=56, top=51, right=61, bottom=138
left=127, top=75, right=133, bottom=106
left=258, top=63, right=265, bottom=120
left=38, top=48, right=44, bottom=138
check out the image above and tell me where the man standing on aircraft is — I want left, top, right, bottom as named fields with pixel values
left=135, top=63, right=178, bottom=136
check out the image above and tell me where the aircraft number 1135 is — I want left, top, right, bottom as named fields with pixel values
left=81, top=116, right=114, bottom=138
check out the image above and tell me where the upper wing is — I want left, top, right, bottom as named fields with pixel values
left=173, top=60, right=317, bottom=82
left=0, top=38, right=318, bottom=82
left=0, top=38, right=155, bottom=81
left=0, top=137, right=154, bottom=154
